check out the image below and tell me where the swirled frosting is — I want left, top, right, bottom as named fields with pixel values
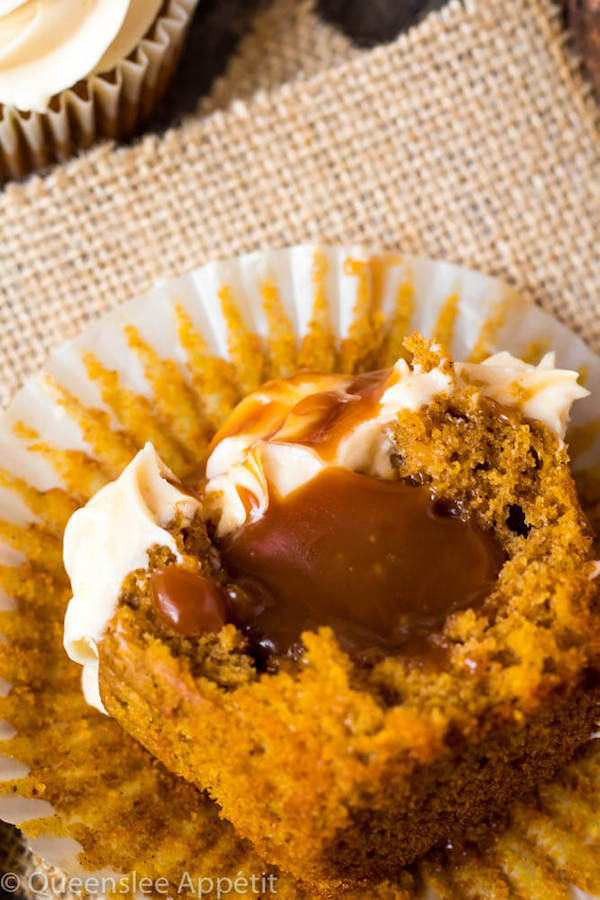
left=0, top=0, right=162, bottom=111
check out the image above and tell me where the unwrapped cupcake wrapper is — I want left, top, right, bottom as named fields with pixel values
left=0, top=244, right=599, bottom=900
left=0, top=0, right=197, bottom=183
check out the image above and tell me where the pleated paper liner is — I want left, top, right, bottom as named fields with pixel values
left=0, top=0, right=197, bottom=183
left=0, top=244, right=599, bottom=900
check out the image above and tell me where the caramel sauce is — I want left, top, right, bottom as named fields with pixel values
left=276, top=370, right=390, bottom=461
left=236, top=485, right=262, bottom=518
left=160, top=363, right=505, bottom=668
left=219, top=468, right=504, bottom=668
left=151, top=567, right=228, bottom=635
left=209, top=368, right=392, bottom=462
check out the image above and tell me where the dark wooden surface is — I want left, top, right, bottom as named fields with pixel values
left=146, top=0, right=264, bottom=133
left=317, top=0, right=448, bottom=45
left=145, top=0, right=449, bottom=135
left=145, top=0, right=598, bottom=138
left=567, top=0, right=600, bottom=97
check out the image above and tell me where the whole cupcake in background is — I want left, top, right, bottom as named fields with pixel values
left=0, top=0, right=197, bottom=182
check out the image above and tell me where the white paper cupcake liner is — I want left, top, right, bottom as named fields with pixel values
left=0, top=0, right=197, bottom=183
left=0, top=243, right=598, bottom=900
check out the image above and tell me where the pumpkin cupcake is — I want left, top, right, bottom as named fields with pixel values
left=63, top=334, right=600, bottom=892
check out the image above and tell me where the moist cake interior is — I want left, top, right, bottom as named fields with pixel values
left=65, top=336, right=600, bottom=887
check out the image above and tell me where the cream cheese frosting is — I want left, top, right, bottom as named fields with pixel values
left=205, top=350, right=588, bottom=537
left=63, top=443, right=200, bottom=713
left=204, top=358, right=453, bottom=536
left=0, top=0, right=162, bottom=111
left=458, top=351, right=586, bottom=437
left=63, top=350, right=587, bottom=710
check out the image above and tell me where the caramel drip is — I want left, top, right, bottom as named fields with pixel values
left=151, top=567, right=228, bottom=636
left=209, top=368, right=392, bottom=463
left=219, top=468, right=504, bottom=667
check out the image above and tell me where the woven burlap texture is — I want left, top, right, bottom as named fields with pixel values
left=203, top=0, right=360, bottom=112
left=0, top=0, right=598, bottom=414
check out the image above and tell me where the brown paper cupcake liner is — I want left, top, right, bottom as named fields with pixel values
left=0, top=245, right=599, bottom=899
left=0, top=0, right=197, bottom=183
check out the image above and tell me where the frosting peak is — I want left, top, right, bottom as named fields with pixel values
left=458, top=351, right=587, bottom=438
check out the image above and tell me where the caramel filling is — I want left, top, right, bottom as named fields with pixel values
left=151, top=359, right=505, bottom=668
left=152, top=467, right=503, bottom=669
left=219, top=469, right=503, bottom=667
left=151, top=567, right=228, bottom=636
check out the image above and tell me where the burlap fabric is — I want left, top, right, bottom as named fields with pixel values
left=0, top=0, right=597, bottom=410
left=0, top=0, right=599, bottom=891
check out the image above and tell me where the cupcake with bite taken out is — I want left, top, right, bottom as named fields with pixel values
left=63, top=333, right=600, bottom=893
